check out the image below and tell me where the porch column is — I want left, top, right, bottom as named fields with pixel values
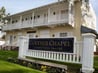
left=19, top=16, right=22, bottom=28
left=82, top=33, right=96, bottom=73
left=18, top=36, right=29, bottom=58
left=48, top=8, right=50, bottom=23
left=32, top=12, right=34, bottom=26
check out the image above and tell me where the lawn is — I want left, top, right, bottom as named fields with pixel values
left=0, top=50, right=45, bottom=73
left=0, top=50, right=18, bottom=61
left=0, top=60, right=45, bottom=73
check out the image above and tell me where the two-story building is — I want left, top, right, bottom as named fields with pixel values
left=2, top=0, right=97, bottom=54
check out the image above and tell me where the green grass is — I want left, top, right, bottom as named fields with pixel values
left=0, top=60, right=45, bottom=73
left=0, top=50, right=45, bottom=73
left=0, top=50, right=18, bottom=60
left=94, top=56, right=98, bottom=73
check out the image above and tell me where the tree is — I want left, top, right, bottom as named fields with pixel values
left=0, top=6, right=9, bottom=38
left=0, top=6, right=9, bottom=25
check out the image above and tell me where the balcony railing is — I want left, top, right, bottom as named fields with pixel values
left=2, top=13, right=73, bottom=31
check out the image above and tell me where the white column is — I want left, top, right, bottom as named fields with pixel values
left=48, top=8, right=50, bottom=23
left=82, top=33, right=96, bottom=73
left=32, top=12, right=34, bottom=26
left=18, top=36, right=29, bottom=58
left=20, top=16, right=22, bottom=28
left=10, top=17, right=12, bottom=24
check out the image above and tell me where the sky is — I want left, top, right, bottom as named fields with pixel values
left=0, top=0, right=98, bottom=31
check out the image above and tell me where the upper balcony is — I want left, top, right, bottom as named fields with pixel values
left=2, top=1, right=74, bottom=31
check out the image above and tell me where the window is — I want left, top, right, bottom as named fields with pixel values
left=31, top=17, right=32, bottom=20
left=9, top=35, right=12, bottom=44
left=16, top=20, right=17, bottom=22
left=25, top=18, right=28, bottom=20
left=85, top=0, right=88, bottom=2
left=9, top=35, right=15, bottom=44
left=61, top=10, right=66, bottom=14
left=53, top=12, right=56, bottom=15
left=12, top=21, right=14, bottom=24
left=34, top=16, right=36, bottom=19
left=60, top=33, right=67, bottom=37
left=61, top=10, right=66, bottom=19
left=38, top=15, right=40, bottom=18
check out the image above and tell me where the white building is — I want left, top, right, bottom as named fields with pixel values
left=2, top=0, right=98, bottom=73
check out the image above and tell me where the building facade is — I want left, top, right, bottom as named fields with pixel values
left=2, top=0, right=96, bottom=53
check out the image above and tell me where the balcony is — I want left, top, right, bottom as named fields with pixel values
left=2, top=1, right=75, bottom=31
left=3, top=13, right=73, bottom=31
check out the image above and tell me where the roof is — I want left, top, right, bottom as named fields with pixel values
left=81, top=26, right=98, bottom=39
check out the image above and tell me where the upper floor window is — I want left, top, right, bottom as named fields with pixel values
left=61, top=10, right=66, bottom=19
left=53, top=12, right=56, bottom=15
left=61, top=10, right=66, bottom=14
left=34, top=16, right=36, bottom=19
left=37, top=15, right=40, bottom=18
left=12, top=20, right=18, bottom=24
left=31, top=17, right=32, bottom=20
left=16, top=20, right=18, bottom=22
left=25, top=18, right=28, bottom=20
left=12, top=21, right=14, bottom=24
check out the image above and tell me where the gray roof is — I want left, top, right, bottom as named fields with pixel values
left=81, top=26, right=98, bottom=39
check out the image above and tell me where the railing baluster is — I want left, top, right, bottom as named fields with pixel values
left=66, top=54, right=68, bottom=62
left=73, top=54, right=76, bottom=62
left=63, top=53, right=65, bottom=61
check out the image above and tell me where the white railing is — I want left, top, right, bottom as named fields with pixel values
left=21, top=20, right=33, bottom=28
left=2, top=22, right=21, bottom=30
left=2, top=13, right=70, bottom=31
left=26, top=50, right=81, bottom=63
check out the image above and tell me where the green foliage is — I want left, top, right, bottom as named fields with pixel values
left=0, top=6, right=9, bottom=24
